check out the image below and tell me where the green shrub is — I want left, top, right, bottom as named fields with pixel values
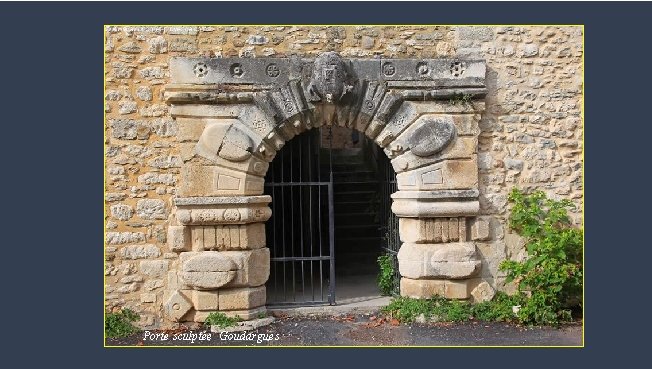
left=499, top=188, right=583, bottom=325
left=470, top=292, right=524, bottom=322
left=382, top=296, right=434, bottom=322
left=377, top=255, right=396, bottom=296
left=444, top=299, right=473, bottom=322
left=382, top=296, right=472, bottom=323
left=204, top=312, right=241, bottom=328
left=383, top=293, right=529, bottom=324
left=105, top=308, right=140, bottom=338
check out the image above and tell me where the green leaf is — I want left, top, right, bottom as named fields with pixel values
left=502, top=187, right=583, bottom=325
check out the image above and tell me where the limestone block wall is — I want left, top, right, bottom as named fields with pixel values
left=104, top=26, right=583, bottom=328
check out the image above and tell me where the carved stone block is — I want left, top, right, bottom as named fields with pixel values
left=215, top=166, right=265, bottom=196
left=192, top=290, right=220, bottom=311
left=471, top=281, right=496, bottom=303
left=396, top=159, right=478, bottom=191
left=179, top=252, right=238, bottom=290
left=164, top=291, right=193, bottom=321
left=383, top=115, right=457, bottom=159
left=373, top=102, right=448, bottom=150
left=218, top=286, right=266, bottom=311
left=400, top=278, right=475, bottom=299
left=189, top=223, right=266, bottom=251
left=223, top=248, right=271, bottom=288
left=168, top=225, right=190, bottom=252
left=399, top=217, right=467, bottom=243
left=389, top=136, right=477, bottom=173
left=397, top=242, right=481, bottom=279
left=471, top=217, right=491, bottom=241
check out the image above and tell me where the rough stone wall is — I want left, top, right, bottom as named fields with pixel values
left=104, top=26, right=583, bottom=328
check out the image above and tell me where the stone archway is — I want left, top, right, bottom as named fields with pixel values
left=162, top=52, right=487, bottom=323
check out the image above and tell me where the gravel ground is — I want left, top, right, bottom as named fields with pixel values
left=106, top=313, right=582, bottom=347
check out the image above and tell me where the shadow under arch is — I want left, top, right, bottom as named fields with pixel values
left=263, top=124, right=400, bottom=306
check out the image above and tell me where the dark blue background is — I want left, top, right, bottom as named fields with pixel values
left=0, top=1, right=648, bottom=366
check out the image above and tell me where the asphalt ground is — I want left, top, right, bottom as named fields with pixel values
left=106, top=313, right=582, bottom=347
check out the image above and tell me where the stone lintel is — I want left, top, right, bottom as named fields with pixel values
left=169, top=57, right=486, bottom=88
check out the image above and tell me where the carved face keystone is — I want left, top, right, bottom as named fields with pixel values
left=308, top=52, right=351, bottom=104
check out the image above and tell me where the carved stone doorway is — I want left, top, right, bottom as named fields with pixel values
left=162, top=52, right=487, bottom=323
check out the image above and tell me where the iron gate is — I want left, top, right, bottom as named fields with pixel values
left=264, top=128, right=335, bottom=306
left=379, top=152, right=401, bottom=295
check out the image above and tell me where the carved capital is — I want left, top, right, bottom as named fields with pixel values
left=391, top=190, right=480, bottom=218
left=174, top=196, right=272, bottom=225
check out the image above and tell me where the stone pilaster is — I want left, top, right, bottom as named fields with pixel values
left=392, top=190, right=484, bottom=299
left=163, top=195, right=271, bottom=322
left=386, top=94, right=485, bottom=299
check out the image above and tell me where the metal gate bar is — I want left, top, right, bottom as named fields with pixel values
left=264, top=128, right=335, bottom=306
left=379, top=151, right=401, bottom=295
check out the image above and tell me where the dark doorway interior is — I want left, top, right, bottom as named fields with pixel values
left=264, top=126, right=398, bottom=306
left=331, top=144, right=383, bottom=300
left=330, top=126, right=400, bottom=301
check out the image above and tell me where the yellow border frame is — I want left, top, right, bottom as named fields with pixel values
left=104, top=24, right=585, bottom=349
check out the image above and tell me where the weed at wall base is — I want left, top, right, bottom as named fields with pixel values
left=204, top=312, right=241, bottom=329
left=377, top=254, right=396, bottom=296
left=105, top=308, right=140, bottom=338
